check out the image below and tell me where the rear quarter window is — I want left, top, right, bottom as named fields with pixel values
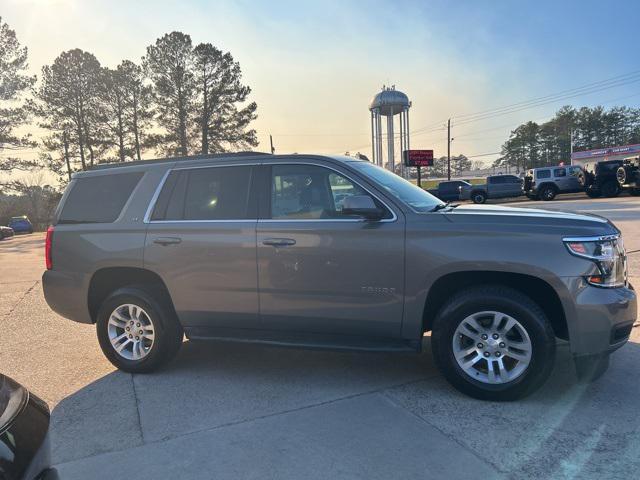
left=537, top=170, right=551, bottom=179
left=58, top=172, right=144, bottom=224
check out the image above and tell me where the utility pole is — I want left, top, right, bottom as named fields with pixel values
left=447, top=119, right=451, bottom=181
left=270, top=134, right=275, bottom=154
left=569, top=128, right=574, bottom=164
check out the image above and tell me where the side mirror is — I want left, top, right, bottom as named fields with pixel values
left=342, top=195, right=384, bottom=220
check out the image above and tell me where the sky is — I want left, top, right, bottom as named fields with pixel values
left=3, top=0, right=640, bottom=166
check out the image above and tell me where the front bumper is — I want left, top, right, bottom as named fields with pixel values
left=563, top=278, right=637, bottom=357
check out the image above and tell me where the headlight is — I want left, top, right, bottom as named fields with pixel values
left=563, top=234, right=627, bottom=288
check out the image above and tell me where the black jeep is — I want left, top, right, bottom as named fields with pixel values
left=616, top=156, right=640, bottom=196
left=583, top=160, right=624, bottom=198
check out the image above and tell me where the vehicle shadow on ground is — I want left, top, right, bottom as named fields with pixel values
left=50, top=334, right=640, bottom=478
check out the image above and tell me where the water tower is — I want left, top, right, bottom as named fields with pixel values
left=369, top=85, right=411, bottom=176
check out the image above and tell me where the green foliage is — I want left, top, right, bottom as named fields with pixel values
left=192, top=43, right=258, bottom=154
left=496, top=105, right=640, bottom=172
left=0, top=16, right=37, bottom=173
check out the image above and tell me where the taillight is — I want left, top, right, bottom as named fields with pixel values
left=45, top=226, right=54, bottom=270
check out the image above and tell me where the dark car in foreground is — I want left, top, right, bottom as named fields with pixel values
left=0, top=374, right=57, bottom=480
left=42, top=153, right=636, bottom=401
left=0, top=226, right=14, bottom=240
left=8, top=216, right=33, bottom=234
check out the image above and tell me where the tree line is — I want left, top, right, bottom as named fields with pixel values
left=495, top=105, right=640, bottom=172
left=0, top=17, right=258, bottom=186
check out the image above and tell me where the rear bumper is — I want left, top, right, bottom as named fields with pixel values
left=42, top=270, right=93, bottom=323
left=564, top=278, right=637, bottom=357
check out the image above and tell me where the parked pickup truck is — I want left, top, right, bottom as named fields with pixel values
left=426, top=180, right=470, bottom=202
left=459, top=174, right=524, bottom=204
left=42, top=153, right=636, bottom=401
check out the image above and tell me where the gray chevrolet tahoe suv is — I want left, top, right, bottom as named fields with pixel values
left=42, top=153, right=637, bottom=400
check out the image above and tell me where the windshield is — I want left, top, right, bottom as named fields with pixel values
left=350, top=161, right=443, bottom=212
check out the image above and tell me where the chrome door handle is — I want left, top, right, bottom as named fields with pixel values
left=262, top=238, right=296, bottom=247
left=153, top=237, right=182, bottom=246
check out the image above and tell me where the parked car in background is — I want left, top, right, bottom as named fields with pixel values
left=523, top=165, right=585, bottom=200
left=616, top=156, right=640, bottom=196
left=8, top=216, right=34, bottom=234
left=459, top=174, right=523, bottom=204
left=0, top=225, right=14, bottom=240
left=583, top=160, right=624, bottom=198
left=0, top=374, right=58, bottom=479
left=426, top=180, right=470, bottom=202
left=42, top=153, right=636, bottom=401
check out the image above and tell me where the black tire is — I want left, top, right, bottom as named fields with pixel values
left=585, top=189, right=601, bottom=198
left=471, top=191, right=487, bottom=204
left=540, top=185, right=557, bottom=201
left=601, top=180, right=620, bottom=198
left=96, top=286, right=183, bottom=373
left=431, top=285, right=556, bottom=401
left=630, top=188, right=640, bottom=196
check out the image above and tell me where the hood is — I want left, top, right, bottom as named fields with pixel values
left=442, top=204, right=617, bottom=236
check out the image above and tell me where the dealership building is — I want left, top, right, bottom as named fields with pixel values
left=571, top=143, right=640, bottom=169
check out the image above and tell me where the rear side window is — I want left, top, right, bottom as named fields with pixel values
left=488, top=176, right=504, bottom=184
left=59, top=172, right=143, bottom=224
left=151, top=166, right=253, bottom=221
left=537, top=170, right=551, bottom=179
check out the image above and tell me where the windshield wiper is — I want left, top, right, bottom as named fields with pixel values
left=431, top=202, right=459, bottom=212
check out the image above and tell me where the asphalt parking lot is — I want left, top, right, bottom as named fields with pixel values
left=1, top=195, right=639, bottom=479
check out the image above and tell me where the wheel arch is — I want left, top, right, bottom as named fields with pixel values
left=88, top=267, right=176, bottom=323
left=421, top=271, right=568, bottom=340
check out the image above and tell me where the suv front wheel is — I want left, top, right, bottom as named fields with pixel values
left=431, top=286, right=555, bottom=400
left=540, top=185, right=557, bottom=201
left=96, top=286, right=183, bottom=373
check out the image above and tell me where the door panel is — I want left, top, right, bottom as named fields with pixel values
left=144, top=164, right=259, bottom=329
left=257, top=163, right=405, bottom=337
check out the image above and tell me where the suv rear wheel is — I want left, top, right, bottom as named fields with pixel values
left=601, top=180, right=620, bottom=198
left=471, top=191, right=487, bottom=204
left=540, top=185, right=557, bottom=201
left=431, top=285, right=555, bottom=401
left=96, top=286, right=183, bottom=373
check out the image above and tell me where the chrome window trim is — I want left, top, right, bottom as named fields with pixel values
left=562, top=234, right=620, bottom=243
left=143, top=161, right=398, bottom=224
left=143, top=169, right=173, bottom=224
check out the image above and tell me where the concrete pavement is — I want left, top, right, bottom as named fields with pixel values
left=1, top=195, right=638, bottom=479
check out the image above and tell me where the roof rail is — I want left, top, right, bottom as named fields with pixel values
left=89, top=151, right=271, bottom=170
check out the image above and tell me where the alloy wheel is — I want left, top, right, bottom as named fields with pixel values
left=452, top=310, right=532, bottom=384
left=107, top=304, right=155, bottom=361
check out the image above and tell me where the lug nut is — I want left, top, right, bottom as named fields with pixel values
left=492, top=333, right=499, bottom=340
left=481, top=334, right=488, bottom=340
left=139, top=330, right=143, bottom=335
left=499, top=342, right=506, bottom=348
left=126, top=327, right=130, bottom=331
left=495, top=352, right=501, bottom=357
left=135, top=336, right=139, bottom=341
left=136, top=323, right=140, bottom=327
left=484, top=352, right=490, bottom=357
left=128, top=334, right=132, bottom=339
left=477, top=343, right=484, bottom=349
